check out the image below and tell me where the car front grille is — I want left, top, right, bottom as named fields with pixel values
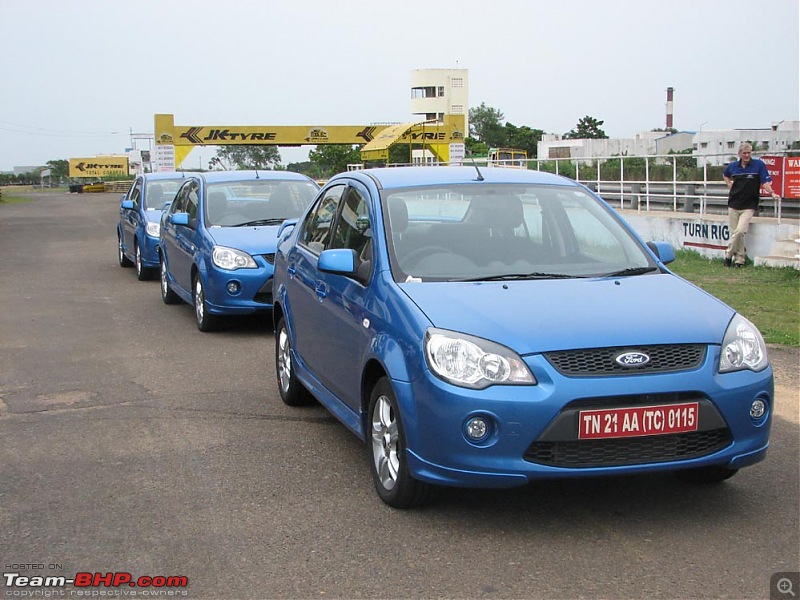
left=524, top=428, right=732, bottom=468
left=544, top=344, right=706, bottom=377
left=261, top=253, right=276, bottom=265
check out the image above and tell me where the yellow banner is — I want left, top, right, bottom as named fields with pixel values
left=68, top=156, right=129, bottom=178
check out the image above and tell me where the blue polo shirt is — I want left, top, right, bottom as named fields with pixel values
left=723, top=158, right=772, bottom=210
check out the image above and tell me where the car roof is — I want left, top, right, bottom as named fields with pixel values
left=197, top=170, right=316, bottom=184
left=142, top=171, right=193, bottom=182
left=334, top=166, right=579, bottom=190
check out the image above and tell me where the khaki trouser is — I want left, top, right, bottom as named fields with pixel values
left=727, top=208, right=755, bottom=265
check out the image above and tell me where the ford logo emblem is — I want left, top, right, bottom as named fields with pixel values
left=615, top=351, right=651, bottom=367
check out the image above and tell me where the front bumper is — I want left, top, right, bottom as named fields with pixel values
left=396, top=348, right=773, bottom=488
left=202, top=256, right=275, bottom=315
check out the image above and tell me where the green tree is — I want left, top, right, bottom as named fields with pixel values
left=469, top=102, right=506, bottom=147
left=46, top=159, right=69, bottom=180
left=564, top=116, right=608, bottom=139
left=503, top=123, right=544, bottom=158
left=308, top=145, right=362, bottom=177
left=210, top=145, right=281, bottom=170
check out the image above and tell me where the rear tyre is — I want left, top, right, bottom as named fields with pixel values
left=275, top=316, right=313, bottom=406
left=676, top=466, right=739, bottom=484
left=118, top=233, right=133, bottom=267
left=368, top=377, right=433, bottom=508
left=194, top=274, right=220, bottom=332
left=160, top=256, right=180, bottom=305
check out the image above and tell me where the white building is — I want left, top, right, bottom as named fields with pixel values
left=537, top=132, right=694, bottom=163
left=410, top=68, right=468, bottom=164
left=537, top=121, right=799, bottom=167
left=692, top=120, right=799, bottom=166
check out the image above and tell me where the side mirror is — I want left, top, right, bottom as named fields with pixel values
left=121, top=200, right=134, bottom=210
left=647, top=241, right=676, bottom=265
left=277, top=218, right=298, bottom=242
left=318, top=249, right=357, bottom=275
left=170, top=212, right=190, bottom=227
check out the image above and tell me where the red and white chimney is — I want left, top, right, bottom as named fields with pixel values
left=666, top=87, right=674, bottom=129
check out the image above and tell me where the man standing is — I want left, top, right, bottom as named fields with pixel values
left=722, top=142, right=780, bottom=267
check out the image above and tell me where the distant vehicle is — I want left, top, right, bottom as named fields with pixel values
left=117, top=172, right=187, bottom=280
left=82, top=182, right=107, bottom=193
left=487, top=148, right=527, bottom=168
left=272, top=166, right=773, bottom=508
left=159, top=170, right=319, bottom=331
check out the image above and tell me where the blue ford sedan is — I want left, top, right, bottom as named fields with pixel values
left=272, top=166, right=773, bottom=508
left=159, top=170, right=319, bottom=331
left=117, top=172, right=187, bottom=280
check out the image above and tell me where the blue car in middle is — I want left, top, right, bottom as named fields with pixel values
left=158, top=170, right=319, bottom=331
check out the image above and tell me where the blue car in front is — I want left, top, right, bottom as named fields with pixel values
left=272, top=167, right=772, bottom=508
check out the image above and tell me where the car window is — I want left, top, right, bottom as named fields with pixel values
left=169, top=184, right=187, bottom=215
left=330, top=186, right=372, bottom=260
left=382, top=183, right=651, bottom=282
left=129, top=179, right=143, bottom=208
left=204, top=179, right=318, bottom=226
left=185, top=183, right=199, bottom=222
left=299, top=184, right=345, bottom=255
left=145, top=178, right=184, bottom=210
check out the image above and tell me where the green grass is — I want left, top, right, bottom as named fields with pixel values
left=0, top=193, right=32, bottom=204
left=669, top=249, right=800, bottom=346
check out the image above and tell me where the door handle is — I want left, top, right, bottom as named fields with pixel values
left=287, top=264, right=297, bottom=276
left=315, top=282, right=327, bottom=300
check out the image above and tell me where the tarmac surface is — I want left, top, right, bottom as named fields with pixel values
left=1, top=190, right=798, bottom=600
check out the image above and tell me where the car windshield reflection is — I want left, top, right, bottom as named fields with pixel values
left=382, top=184, right=654, bottom=282
left=205, top=180, right=319, bottom=227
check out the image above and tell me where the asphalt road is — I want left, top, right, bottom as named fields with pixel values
left=1, top=190, right=798, bottom=600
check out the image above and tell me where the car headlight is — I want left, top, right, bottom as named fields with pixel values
left=146, top=222, right=160, bottom=238
left=212, top=246, right=257, bottom=270
left=425, top=328, right=536, bottom=389
left=719, top=314, right=769, bottom=373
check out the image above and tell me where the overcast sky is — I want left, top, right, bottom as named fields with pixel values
left=1, top=0, right=798, bottom=171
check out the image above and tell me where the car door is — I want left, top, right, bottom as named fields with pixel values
left=171, top=180, right=201, bottom=293
left=160, top=182, right=188, bottom=294
left=284, top=184, right=346, bottom=378
left=122, top=177, right=143, bottom=253
left=309, top=183, right=375, bottom=411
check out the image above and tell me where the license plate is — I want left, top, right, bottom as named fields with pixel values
left=578, top=402, right=699, bottom=440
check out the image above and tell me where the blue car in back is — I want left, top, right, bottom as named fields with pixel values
left=159, top=170, right=319, bottom=331
left=272, top=166, right=773, bottom=508
left=118, top=172, right=188, bottom=280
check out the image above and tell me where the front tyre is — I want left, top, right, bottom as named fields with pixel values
left=118, top=233, right=133, bottom=267
left=275, top=316, right=313, bottom=406
left=135, top=241, right=151, bottom=281
left=160, top=256, right=180, bottom=305
left=368, top=377, right=433, bottom=508
left=194, top=274, right=220, bottom=332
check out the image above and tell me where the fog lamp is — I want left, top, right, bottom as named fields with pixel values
left=227, top=281, right=241, bottom=294
left=465, top=417, right=489, bottom=441
left=750, top=399, right=766, bottom=419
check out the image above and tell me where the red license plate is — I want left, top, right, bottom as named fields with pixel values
left=578, top=402, right=699, bottom=440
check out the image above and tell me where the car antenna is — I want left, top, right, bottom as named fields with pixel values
left=254, top=168, right=260, bottom=179
left=467, top=151, right=484, bottom=181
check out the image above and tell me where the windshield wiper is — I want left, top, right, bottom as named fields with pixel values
left=234, top=218, right=286, bottom=227
left=453, top=272, right=586, bottom=282
left=600, top=266, right=660, bottom=277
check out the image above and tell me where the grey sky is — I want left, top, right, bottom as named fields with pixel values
left=1, top=0, right=798, bottom=171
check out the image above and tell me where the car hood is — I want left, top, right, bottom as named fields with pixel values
left=398, top=273, right=733, bottom=354
left=144, top=209, right=163, bottom=223
left=207, top=225, right=281, bottom=255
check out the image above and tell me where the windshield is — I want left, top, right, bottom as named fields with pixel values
left=382, top=183, right=653, bottom=282
left=144, top=178, right=184, bottom=210
left=205, top=180, right=318, bottom=227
